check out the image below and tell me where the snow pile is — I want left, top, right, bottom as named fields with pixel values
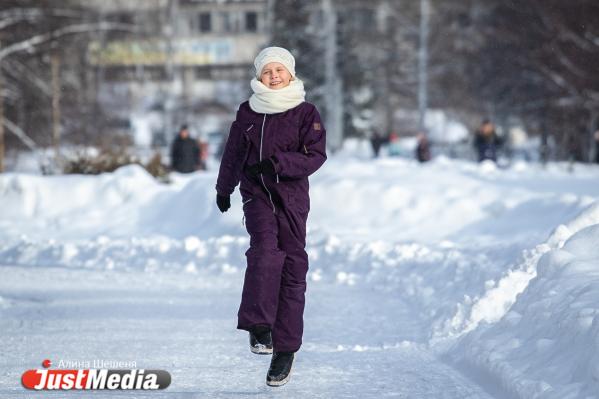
left=444, top=202, right=599, bottom=398
left=2, top=158, right=597, bottom=244
left=0, top=234, right=248, bottom=274
left=430, top=243, right=549, bottom=344
left=0, top=165, right=239, bottom=241
left=309, top=157, right=597, bottom=245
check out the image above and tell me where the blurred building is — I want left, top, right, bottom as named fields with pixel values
left=83, top=0, right=269, bottom=147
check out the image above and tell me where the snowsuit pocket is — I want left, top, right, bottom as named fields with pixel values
left=286, top=186, right=309, bottom=214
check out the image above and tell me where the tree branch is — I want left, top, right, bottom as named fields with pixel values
left=3, top=117, right=37, bottom=151
left=0, top=8, right=86, bottom=30
left=0, top=22, right=138, bottom=61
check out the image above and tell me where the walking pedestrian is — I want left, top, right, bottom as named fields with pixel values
left=170, top=124, right=200, bottom=173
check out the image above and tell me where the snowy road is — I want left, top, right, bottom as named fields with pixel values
left=0, top=265, right=493, bottom=398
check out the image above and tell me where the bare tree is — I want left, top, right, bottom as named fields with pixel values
left=0, top=0, right=137, bottom=172
left=426, top=0, right=599, bottom=161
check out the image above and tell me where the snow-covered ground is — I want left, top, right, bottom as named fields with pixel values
left=1, top=154, right=599, bottom=398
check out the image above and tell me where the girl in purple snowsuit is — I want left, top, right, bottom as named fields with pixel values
left=215, top=47, right=327, bottom=387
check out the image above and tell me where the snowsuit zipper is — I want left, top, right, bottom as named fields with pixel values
left=259, top=114, right=276, bottom=214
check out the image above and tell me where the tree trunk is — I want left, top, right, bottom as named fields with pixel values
left=51, top=51, right=61, bottom=158
left=0, top=65, right=4, bottom=173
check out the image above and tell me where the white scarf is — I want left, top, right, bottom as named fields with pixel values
left=249, top=78, right=305, bottom=114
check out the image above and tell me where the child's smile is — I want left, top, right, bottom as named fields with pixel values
left=260, top=62, right=292, bottom=90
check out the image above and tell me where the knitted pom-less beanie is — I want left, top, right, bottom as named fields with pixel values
left=254, top=47, right=296, bottom=78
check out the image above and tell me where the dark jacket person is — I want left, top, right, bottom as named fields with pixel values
left=171, top=125, right=200, bottom=173
left=474, top=120, right=501, bottom=162
left=416, top=132, right=431, bottom=162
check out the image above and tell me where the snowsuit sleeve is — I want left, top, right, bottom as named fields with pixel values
left=215, top=121, right=247, bottom=196
left=271, top=106, right=327, bottom=179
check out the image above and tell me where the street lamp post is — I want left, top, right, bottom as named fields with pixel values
left=323, top=0, right=343, bottom=152
left=418, top=0, right=430, bottom=131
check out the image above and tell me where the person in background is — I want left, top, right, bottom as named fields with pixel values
left=170, top=124, right=200, bottom=173
left=388, top=131, right=401, bottom=156
left=474, top=119, right=501, bottom=162
left=566, top=133, right=584, bottom=163
left=198, top=138, right=209, bottom=171
left=594, top=130, right=599, bottom=164
left=370, top=130, right=387, bottom=158
left=415, top=131, right=431, bottom=163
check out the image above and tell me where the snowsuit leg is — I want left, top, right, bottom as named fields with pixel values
left=272, top=207, right=309, bottom=353
left=237, top=197, right=286, bottom=330
left=237, top=196, right=309, bottom=353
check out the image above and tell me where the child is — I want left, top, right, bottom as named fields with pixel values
left=215, top=47, right=327, bottom=387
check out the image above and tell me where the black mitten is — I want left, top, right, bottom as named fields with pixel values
left=246, top=158, right=276, bottom=177
left=216, top=194, right=231, bottom=213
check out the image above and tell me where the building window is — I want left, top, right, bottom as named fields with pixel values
left=199, top=12, right=212, bottom=32
left=221, top=12, right=232, bottom=32
left=245, top=11, right=257, bottom=32
left=195, top=66, right=212, bottom=79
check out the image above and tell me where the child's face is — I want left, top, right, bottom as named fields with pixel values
left=259, top=62, right=292, bottom=90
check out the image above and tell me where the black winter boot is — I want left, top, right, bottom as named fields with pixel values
left=249, top=326, right=272, bottom=355
left=266, top=351, right=295, bottom=387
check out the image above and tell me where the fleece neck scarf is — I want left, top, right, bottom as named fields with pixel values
left=249, top=78, right=305, bottom=114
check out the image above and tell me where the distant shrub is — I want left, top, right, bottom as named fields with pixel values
left=62, top=149, right=170, bottom=182
left=144, top=152, right=170, bottom=183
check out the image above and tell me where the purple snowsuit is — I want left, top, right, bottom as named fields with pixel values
left=216, top=100, right=327, bottom=352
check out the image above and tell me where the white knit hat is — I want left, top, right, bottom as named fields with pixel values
left=254, top=46, right=296, bottom=78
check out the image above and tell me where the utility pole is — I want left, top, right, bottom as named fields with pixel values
left=164, top=0, right=178, bottom=145
left=323, top=0, right=343, bottom=152
left=418, top=0, right=430, bottom=131
left=51, top=51, right=61, bottom=159
left=381, top=1, right=394, bottom=137
left=265, top=0, right=275, bottom=39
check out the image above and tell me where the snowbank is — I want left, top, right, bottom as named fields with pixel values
left=443, top=202, right=599, bottom=398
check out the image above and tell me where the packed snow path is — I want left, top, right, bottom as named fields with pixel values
left=0, top=265, right=493, bottom=398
